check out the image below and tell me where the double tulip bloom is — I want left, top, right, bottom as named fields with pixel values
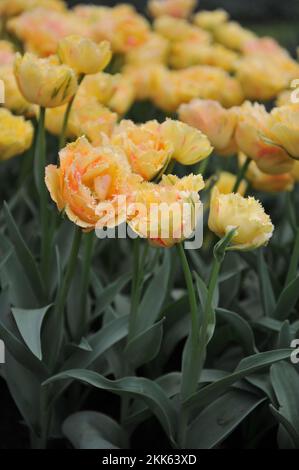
left=45, top=137, right=141, bottom=230
left=127, top=174, right=204, bottom=248
left=150, top=65, right=244, bottom=112
left=110, top=119, right=212, bottom=180
left=74, top=4, right=150, bottom=54
left=7, top=7, right=87, bottom=57
left=45, top=119, right=212, bottom=247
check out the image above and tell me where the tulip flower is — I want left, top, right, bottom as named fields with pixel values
left=268, top=105, right=299, bottom=160
left=0, top=0, right=66, bottom=17
left=193, top=9, right=229, bottom=31
left=214, top=21, right=256, bottom=51
left=111, top=120, right=173, bottom=181
left=127, top=174, right=204, bottom=247
left=160, top=119, right=213, bottom=165
left=209, top=187, right=274, bottom=250
left=235, top=102, right=293, bottom=175
left=0, top=108, right=33, bottom=160
left=14, top=52, right=78, bottom=108
left=7, top=7, right=86, bottom=57
left=179, top=99, right=238, bottom=155
left=125, top=33, right=169, bottom=66
left=239, top=153, right=294, bottom=192
left=45, top=136, right=140, bottom=229
left=74, top=4, right=150, bottom=54
left=58, top=36, right=112, bottom=76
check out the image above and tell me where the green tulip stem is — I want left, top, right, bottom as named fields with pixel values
left=286, top=226, right=299, bottom=286
left=233, top=156, right=250, bottom=193
left=59, top=74, right=84, bottom=150
left=34, top=107, right=49, bottom=279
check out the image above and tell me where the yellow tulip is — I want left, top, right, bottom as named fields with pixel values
left=148, top=0, right=196, bottom=19
left=0, top=41, right=36, bottom=116
left=215, top=171, right=247, bottom=196
left=242, top=38, right=299, bottom=83
left=58, top=36, right=111, bottom=76
left=0, top=65, right=36, bottom=116
left=151, top=65, right=244, bottom=112
left=45, top=136, right=139, bottom=229
left=107, top=76, right=135, bottom=116
left=123, top=64, right=164, bottom=101
left=78, top=72, right=135, bottom=116
left=14, top=52, right=78, bottom=108
left=236, top=56, right=289, bottom=101
left=74, top=4, right=150, bottom=54
left=125, top=33, right=169, bottom=66
left=238, top=153, right=294, bottom=193
left=268, top=105, right=299, bottom=159
left=160, top=119, right=213, bottom=165
left=111, top=120, right=173, bottom=181
left=214, top=21, right=256, bottom=51
left=193, top=9, right=229, bottom=31
left=154, top=15, right=211, bottom=44
left=179, top=99, right=238, bottom=155
left=209, top=187, right=274, bottom=250
left=0, top=108, right=33, bottom=160
left=235, top=102, right=293, bottom=175
left=169, top=42, right=238, bottom=71
left=127, top=174, right=204, bottom=248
